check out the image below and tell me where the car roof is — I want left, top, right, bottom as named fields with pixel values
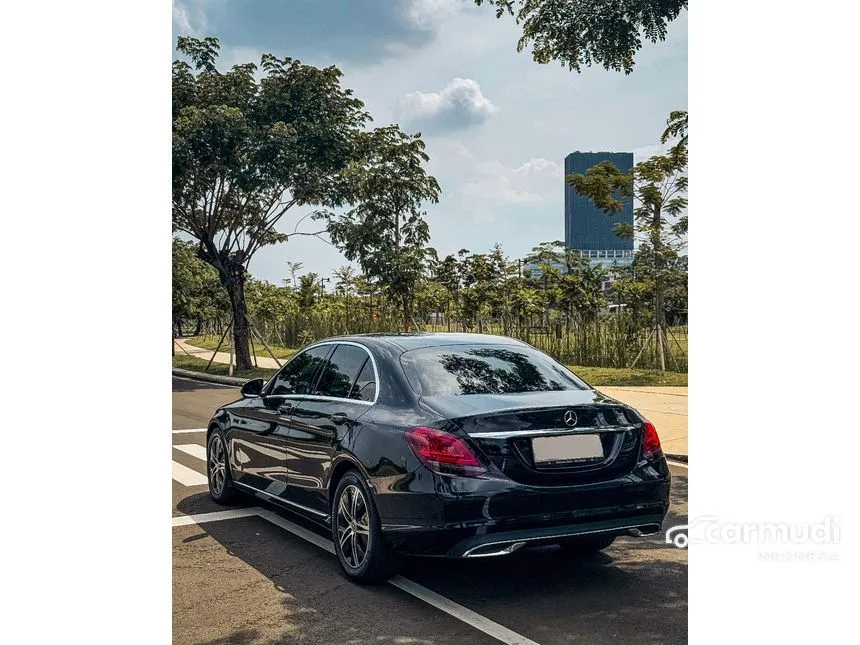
left=319, top=332, right=529, bottom=352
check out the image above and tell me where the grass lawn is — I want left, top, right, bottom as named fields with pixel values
left=568, top=365, right=687, bottom=387
left=183, top=335, right=298, bottom=360
left=173, top=354, right=278, bottom=381
left=173, top=354, right=686, bottom=387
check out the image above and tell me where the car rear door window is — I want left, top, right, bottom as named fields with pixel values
left=268, top=345, right=332, bottom=396
left=349, top=359, right=377, bottom=402
left=313, top=344, right=371, bottom=400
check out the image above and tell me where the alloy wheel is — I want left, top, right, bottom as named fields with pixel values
left=336, top=484, right=370, bottom=569
left=208, top=434, right=227, bottom=496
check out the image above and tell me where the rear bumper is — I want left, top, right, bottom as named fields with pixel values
left=448, top=513, right=665, bottom=558
left=374, top=459, right=671, bottom=557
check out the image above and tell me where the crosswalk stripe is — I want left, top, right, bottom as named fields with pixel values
left=173, top=508, right=262, bottom=526
left=175, top=444, right=207, bottom=461
left=172, top=460, right=208, bottom=487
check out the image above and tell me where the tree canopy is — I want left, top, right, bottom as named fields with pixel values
left=321, top=125, right=441, bottom=329
left=474, top=0, right=687, bottom=73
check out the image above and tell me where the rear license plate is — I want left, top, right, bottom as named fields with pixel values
left=532, top=434, right=604, bottom=463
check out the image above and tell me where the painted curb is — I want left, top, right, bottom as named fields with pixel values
left=665, top=453, right=688, bottom=463
left=172, top=368, right=249, bottom=387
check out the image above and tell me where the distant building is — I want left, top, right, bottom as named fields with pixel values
left=521, top=258, right=565, bottom=280
left=564, top=151, right=634, bottom=268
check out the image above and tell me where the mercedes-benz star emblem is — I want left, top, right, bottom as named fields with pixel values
left=563, top=410, right=578, bottom=427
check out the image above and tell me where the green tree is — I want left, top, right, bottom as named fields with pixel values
left=567, top=111, right=687, bottom=368
left=322, top=125, right=441, bottom=330
left=296, top=273, right=320, bottom=310
left=474, top=0, right=687, bottom=74
left=284, top=261, right=304, bottom=289
left=434, top=251, right=468, bottom=330
left=244, top=278, right=299, bottom=347
left=172, top=36, right=370, bottom=369
left=172, top=237, right=228, bottom=336
left=522, top=241, right=607, bottom=324
left=333, top=265, right=358, bottom=331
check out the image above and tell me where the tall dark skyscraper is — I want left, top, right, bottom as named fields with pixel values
left=564, top=152, right=634, bottom=263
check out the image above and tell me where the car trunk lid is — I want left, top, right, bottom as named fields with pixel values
left=419, top=390, right=643, bottom=486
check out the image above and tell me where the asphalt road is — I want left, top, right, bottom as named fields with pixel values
left=172, top=377, right=688, bottom=645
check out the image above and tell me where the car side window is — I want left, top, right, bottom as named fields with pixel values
left=349, top=358, right=377, bottom=402
left=313, top=345, right=371, bottom=400
left=268, top=346, right=332, bottom=396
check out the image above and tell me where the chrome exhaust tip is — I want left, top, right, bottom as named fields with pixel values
left=463, top=541, right=527, bottom=558
left=628, top=524, right=662, bottom=537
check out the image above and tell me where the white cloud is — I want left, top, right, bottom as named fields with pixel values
left=397, top=78, right=499, bottom=133
left=172, top=0, right=208, bottom=36
left=513, top=158, right=563, bottom=177
left=461, top=157, right=563, bottom=205
left=403, top=0, right=461, bottom=29
left=632, top=142, right=671, bottom=163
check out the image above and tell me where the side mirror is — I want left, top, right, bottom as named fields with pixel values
left=241, top=378, right=264, bottom=398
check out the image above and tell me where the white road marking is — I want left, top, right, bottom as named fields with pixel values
left=172, top=460, right=208, bottom=486
left=173, top=508, right=264, bottom=526
left=172, top=427, right=208, bottom=434
left=175, top=444, right=207, bottom=461
left=389, top=576, right=541, bottom=645
left=256, top=509, right=335, bottom=554
left=254, top=509, right=539, bottom=645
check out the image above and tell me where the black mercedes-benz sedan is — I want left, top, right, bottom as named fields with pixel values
left=206, top=333, right=671, bottom=583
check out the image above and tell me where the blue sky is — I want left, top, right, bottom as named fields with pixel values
left=173, top=0, right=688, bottom=285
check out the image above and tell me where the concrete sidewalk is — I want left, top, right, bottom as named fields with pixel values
left=599, top=386, right=687, bottom=457
left=173, top=337, right=688, bottom=458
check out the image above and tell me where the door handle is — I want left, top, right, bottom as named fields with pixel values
left=278, top=402, right=294, bottom=415
left=331, top=412, right=348, bottom=425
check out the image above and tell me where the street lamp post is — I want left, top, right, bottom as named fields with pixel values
left=319, top=277, right=331, bottom=301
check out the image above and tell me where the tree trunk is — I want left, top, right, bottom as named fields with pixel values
left=198, top=243, right=253, bottom=371
left=219, top=264, right=253, bottom=371
left=226, top=282, right=252, bottom=370
left=402, top=291, right=411, bottom=332
left=651, top=203, right=668, bottom=371
left=193, top=317, right=202, bottom=337
left=175, top=319, right=183, bottom=337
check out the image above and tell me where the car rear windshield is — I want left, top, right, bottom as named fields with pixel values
left=399, top=344, right=589, bottom=396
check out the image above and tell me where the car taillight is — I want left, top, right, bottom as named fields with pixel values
left=642, top=420, right=663, bottom=460
left=404, top=427, right=486, bottom=477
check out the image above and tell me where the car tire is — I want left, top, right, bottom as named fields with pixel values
left=558, top=534, right=617, bottom=553
left=332, top=470, right=399, bottom=584
left=207, top=428, right=239, bottom=504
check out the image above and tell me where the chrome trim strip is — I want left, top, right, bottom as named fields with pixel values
left=459, top=522, right=654, bottom=558
left=266, top=340, right=380, bottom=406
left=233, top=481, right=330, bottom=518
left=470, top=425, right=636, bottom=439
left=273, top=394, right=374, bottom=407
